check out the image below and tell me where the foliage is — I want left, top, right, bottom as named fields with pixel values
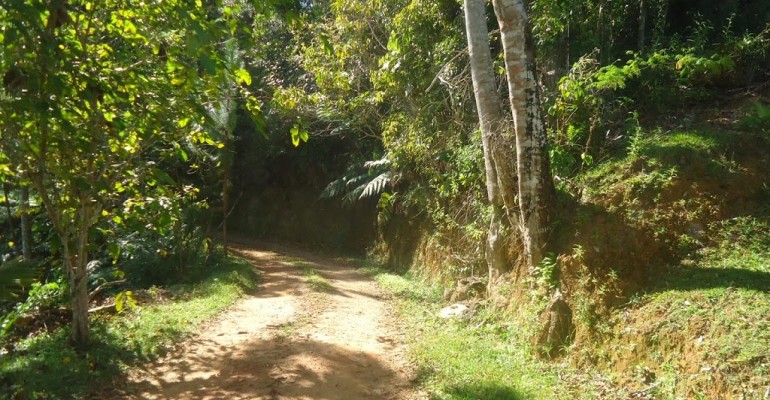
left=0, top=0, right=259, bottom=344
left=0, top=259, right=44, bottom=303
left=320, top=156, right=393, bottom=205
left=548, top=27, right=770, bottom=181
left=1, top=279, right=64, bottom=338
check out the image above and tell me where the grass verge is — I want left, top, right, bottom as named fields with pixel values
left=363, top=264, right=580, bottom=400
left=0, top=255, right=259, bottom=400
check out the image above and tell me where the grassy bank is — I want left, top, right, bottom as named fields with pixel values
left=0, top=256, right=259, bottom=400
left=362, top=265, right=581, bottom=400
left=570, top=125, right=770, bottom=398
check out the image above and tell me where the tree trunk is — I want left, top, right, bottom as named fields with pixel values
left=463, top=0, right=510, bottom=284
left=63, top=241, right=90, bottom=349
left=2, top=181, right=14, bottom=237
left=33, top=174, right=98, bottom=349
left=638, top=0, right=647, bottom=52
left=222, top=171, right=230, bottom=256
left=20, top=184, right=32, bottom=260
left=492, top=0, right=556, bottom=272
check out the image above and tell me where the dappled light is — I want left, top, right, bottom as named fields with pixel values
left=1, top=0, right=770, bottom=398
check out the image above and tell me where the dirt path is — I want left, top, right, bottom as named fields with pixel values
left=121, top=242, right=423, bottom=400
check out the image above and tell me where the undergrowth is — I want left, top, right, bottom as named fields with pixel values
left=566, top=121, right=770, bottom=398
left=0, top=256, right=258, bottom=400
left=604, top=217, right=770, bottom=399
left=364, top=264, right=583, bottom=400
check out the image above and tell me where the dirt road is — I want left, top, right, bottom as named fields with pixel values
left=121, top=243, right=423, bottom=400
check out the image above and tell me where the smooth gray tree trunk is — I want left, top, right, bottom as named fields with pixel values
left=463, top=0, right=510, bottom=284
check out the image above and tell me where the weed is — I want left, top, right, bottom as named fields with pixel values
left=295, top=262, right=333, bottom=292
left=534, top=254, right=560, bottom=290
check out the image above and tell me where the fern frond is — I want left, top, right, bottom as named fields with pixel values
left=359, top=172, right=391, bottom=200
left=0, top=258, right=43, bottom=302
left=363, top=157, right=391, bottom=169
left=343, top=184, right=366, bottom=204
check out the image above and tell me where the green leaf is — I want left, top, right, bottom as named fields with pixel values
left=291, top=126, right=300, bottom=147
left=290, top=123, right=308, bottom=147
left=115, top=292, right=125, bottom=312
left=199, top=54, right=217, bottom=75
left=319, top=34, right=334, bottom=56
left=107, top=242, right=121, bottom=263
left=235, top=68, right=251, bottom=86
left=152, top=168, right=177, bottom=186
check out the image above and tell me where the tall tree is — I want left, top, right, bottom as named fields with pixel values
left=0, top=0, right=251, bottom=348
left=463, top=0, right=522, bottom=284
left=463, top=0, right=506, bottom=284
left=493, top=0, right=555, bottom=271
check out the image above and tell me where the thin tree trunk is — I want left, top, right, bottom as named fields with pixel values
left=222, top=171, right=229, bottom=256
left=20, top=184, right=32, bottom=260
left=492, top=0, right=556, bottom=273
left=463, top=0, right=509, bottom=284
left=60, top=206, right=91, bottom=349
left=638, top=0, right=647, bottom=52
left=2, top=181, right=14, bottom=237
left=64, top=243, right=90, bottom=349
left=33, top=171, right=96, bottom=349
left=67, top=202, right=100, bottom=348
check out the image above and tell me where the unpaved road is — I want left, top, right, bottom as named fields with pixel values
left=120, top=242, right=423, bottom=400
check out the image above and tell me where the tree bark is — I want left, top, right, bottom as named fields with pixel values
left=67, top=250, right=90, bottom=349
left=638, top=0, right=647, bottom=53
left=463, top=0, right=509, bottom=284
left=223, top=171, right=230, bottom=256
left=492, top=0, right=555, bottom=272
left=20, top=184, right=32, bottom=260
left=2, top=181, right=14, bottom=238
left=32, top=171, right=96, bottom=348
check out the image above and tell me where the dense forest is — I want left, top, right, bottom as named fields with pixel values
left=1, top=0, right=769, bottom=398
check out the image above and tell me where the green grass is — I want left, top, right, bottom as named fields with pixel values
left=369, top=268, right=579, bottom=400
left=572, top=126, right=770, bottom=397
left=0, top=255, right=259, bottom=400
left=663, top=217, right=770, bottom=366
left=583, top=130, right=730, bottom=200
left=598, top=217, right=770, bottom=399
left=296, top=261, right=333, bottom=292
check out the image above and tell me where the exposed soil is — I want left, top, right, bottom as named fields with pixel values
left=118, top=241, right=424, bottom=400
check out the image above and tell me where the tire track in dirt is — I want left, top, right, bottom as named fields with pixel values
left=120, top=242, right=423, bottom=400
